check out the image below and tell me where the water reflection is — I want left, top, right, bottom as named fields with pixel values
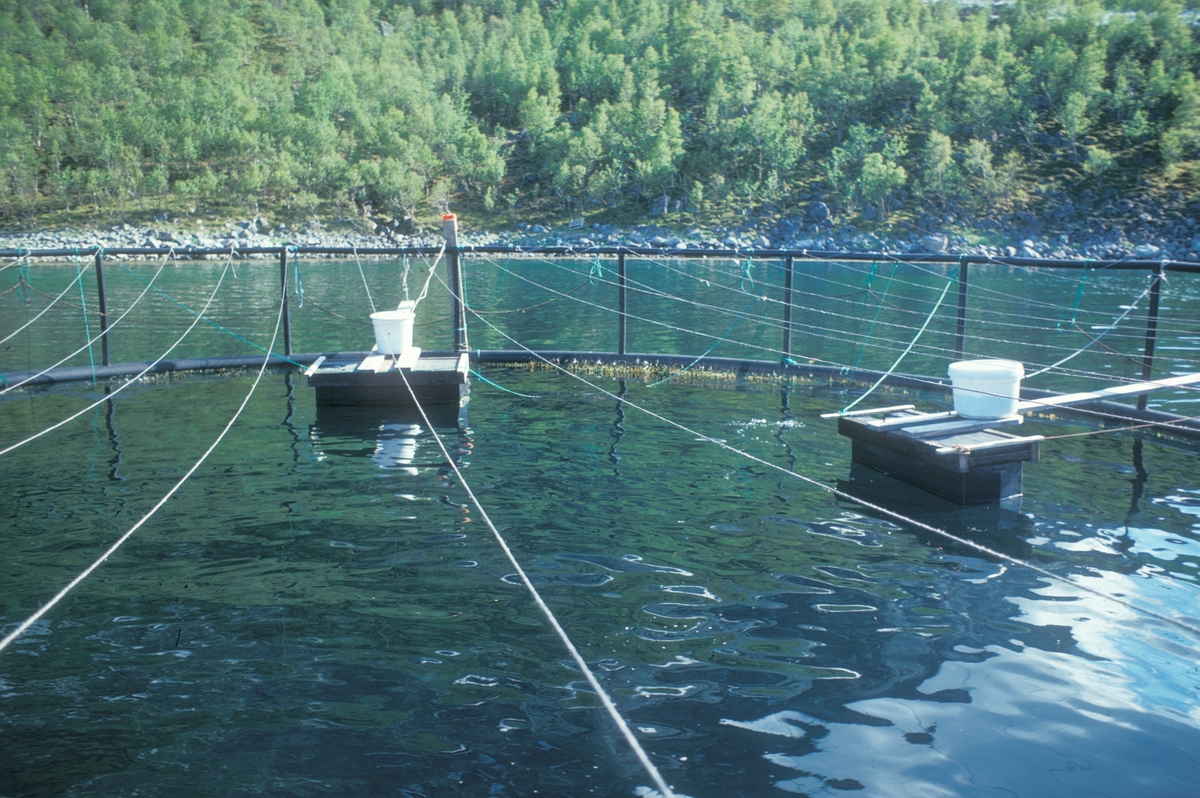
left=308, top=404, right=467, bottom=475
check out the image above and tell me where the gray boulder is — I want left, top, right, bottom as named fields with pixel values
left=920, top=234, right=948, bottom=253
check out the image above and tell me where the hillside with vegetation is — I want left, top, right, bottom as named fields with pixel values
left=2, top=0, right=1198, bottom=235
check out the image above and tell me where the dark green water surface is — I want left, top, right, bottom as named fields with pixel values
left=2, top=369, right=1200, bottom=797
left=2, top=257, right=1200, bottom=797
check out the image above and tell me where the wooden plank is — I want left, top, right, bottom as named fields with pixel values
left=820, top=404, right=915, bottom=419
left=900, top=415, right=1022, bottom=439
left=303, top=355, right=326, bottom=377
left=359, top=355, right=387, bottom=373
left=862, top=410, right=958, bottom=431
left=395, top=346, right=421, bottom=370
left=1019, top=372, right=1200, bottom=410
left=934, top=435, right=1044, bottom=454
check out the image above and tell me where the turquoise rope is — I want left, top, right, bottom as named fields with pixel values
left=1056, top=260, right=1091, bottom=331
left=294, top=261, right=305, bottom=308
left=849, top=261, right=896, bottom=375
left=739, top=256, right=755, bottom=293
left=588, top=257, right=604, bottom=286
left=839, top=277, right=955, bottom=414
left=470, top=369, right=540, bottom=399
left=75, top=257, right=97, bottom=385
left=120, top=264, right=305, bottom=368
left=16, top=259, right=29, bottom=301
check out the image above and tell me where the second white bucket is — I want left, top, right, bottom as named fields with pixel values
left=371, top=301, right=416, bottom=355
left=948, top=359, right=1024, bottom=419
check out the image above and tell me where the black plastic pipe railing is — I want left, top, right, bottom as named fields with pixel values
left=4, top=244, right=1198, bottom=393
left=9, top=349, right=1196, bottom=442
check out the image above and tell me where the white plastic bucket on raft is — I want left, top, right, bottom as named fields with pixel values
left=948, top=359, right=1024, bottom=419
left=370, top=301, right=416, bottom=355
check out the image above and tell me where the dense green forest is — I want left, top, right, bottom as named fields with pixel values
left=1, top=0, right=1198, bottom=228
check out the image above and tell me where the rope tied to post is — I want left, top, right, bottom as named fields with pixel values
left=739, top=255, right=755, bottom=294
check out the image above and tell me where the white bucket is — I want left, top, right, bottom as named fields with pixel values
left=371, top=302, right=416, bottom=355
left=948, top=359, right=1024, bottom=419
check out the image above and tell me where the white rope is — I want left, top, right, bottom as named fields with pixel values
left=0, top=251, right=235, bottom=458
left=0, top=254, right=26, bottom=275
left=411, top=241, right=447, bottom=310
left=523, top=253, right=1192, bottom=381
left=352, top=246, right=377, bottom=314
left=444, top=270, right=1200, bottom=640
left=0, top=269, right=288, bottom=655
left=1, top=258, right=170, bottom=396
left=840, top=277, right=954, bottom=414
left=394, top=367, right=682, bottom=798
left=474, top=254, right=1200, bottom=428
left=0, top=260, right=91, bottom=346
left=1026, top=276, right=1156, bottom=378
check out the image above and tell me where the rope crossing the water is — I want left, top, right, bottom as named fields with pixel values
left=0, top=259, right=91, bottom=347
left=0, top=252, right=236, bottom=458
left=1026, top=274, right=1157, bottom=379
left=393, top=367, right=683, bottom=798
left=0, top=265, right=288, bottom=656
left=839, top=277, right=955, bottom=414
left=118, top=261, right=305, bottom=369
left=473, top=253, right=1200, bottom=435
left=441, top=270, right=1200, bottom=642
left=352, top=246, right=376, bottom=314
left=0, top=260, right=169, bottom=396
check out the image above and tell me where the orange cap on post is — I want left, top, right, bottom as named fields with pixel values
left=442, top=213, right=456, bottom=221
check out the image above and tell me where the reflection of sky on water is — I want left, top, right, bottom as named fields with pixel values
left=724, top=565, right=1200, bottom=796
left=758, top=642, right=1200, bottom=796
left=371, top=422, right=422, bottom=474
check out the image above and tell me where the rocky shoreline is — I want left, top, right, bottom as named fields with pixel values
left=3, top=196, right=1198, bottom=262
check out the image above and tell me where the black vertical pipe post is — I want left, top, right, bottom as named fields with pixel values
left=955, top=258, right=969, bottom=360
left=618, top=252, right=627, bottom=355
left=94, top=250, right=111, bottom=366
left=443, top=214, right=467, bottom=352
left=280, top=248, right=292, bottom=357
left=782, top=255, right=794, bottom=359
left=1137, top=265, right=1163, bottom=411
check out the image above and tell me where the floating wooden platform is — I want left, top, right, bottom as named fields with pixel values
left=306, top=348, right=470, bottom=407
left=838, top=407, right=1043, bottom=505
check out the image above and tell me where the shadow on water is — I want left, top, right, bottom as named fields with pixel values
left=837, top=461, right=1037, bottom=562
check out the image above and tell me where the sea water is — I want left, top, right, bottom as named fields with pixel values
left=2, top=368, right=1199, bottom=797
left=2, top=257, right=1200, bottom=796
